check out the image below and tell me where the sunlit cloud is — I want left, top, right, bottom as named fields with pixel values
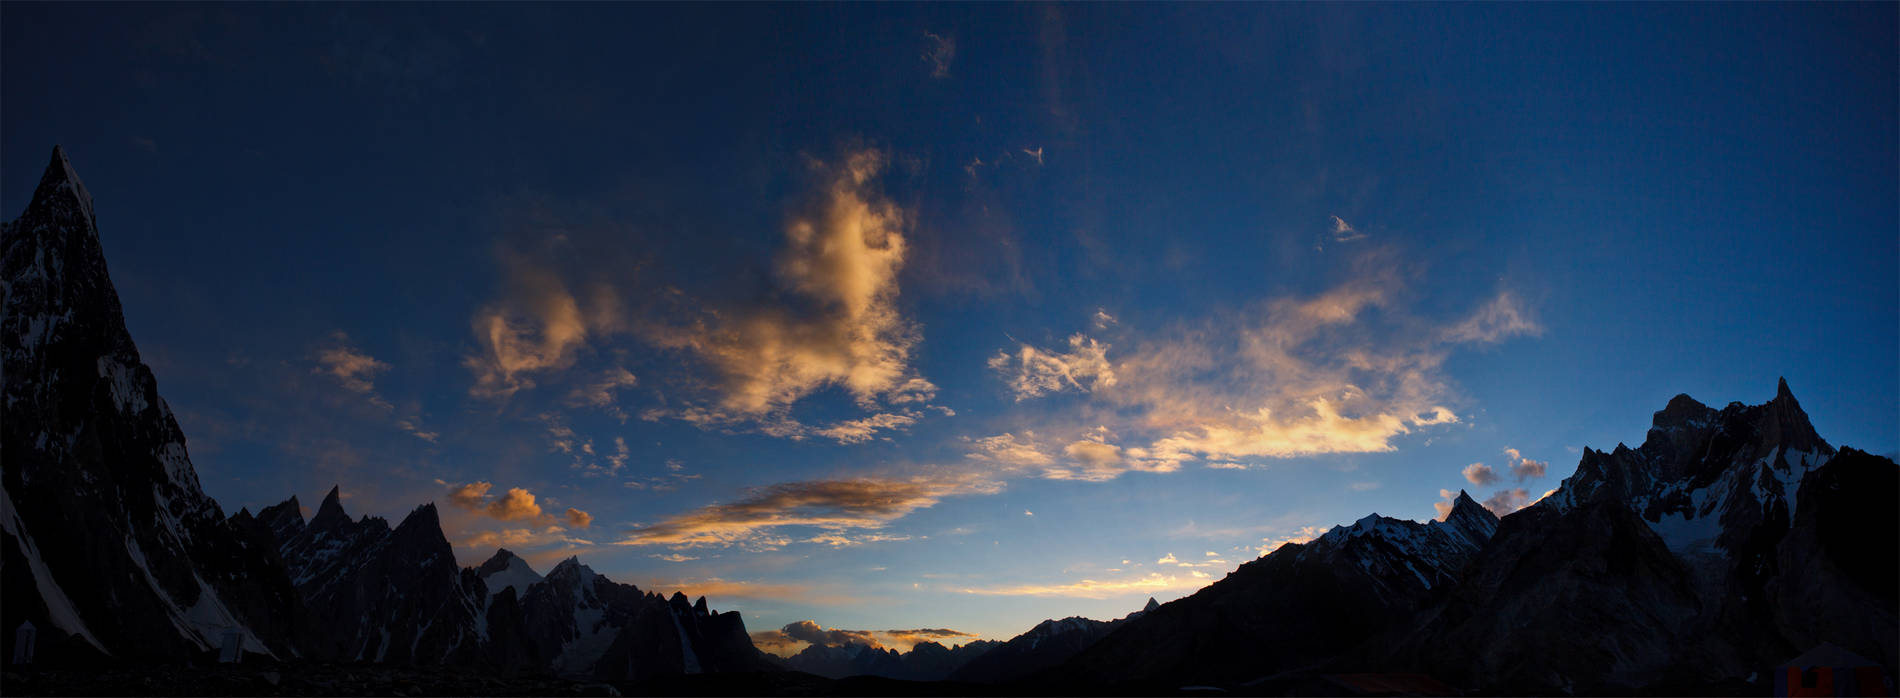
left=989, top=333, right=1116, bottom=400
left=981, top=267, right=1532, bottom=479
left=566, top=366, right=638, bottom=418
left=958, top=572, right=1208, bottom=599
left=615, top=473, right=1002, bottom=550
left=751, top=621, right=980, bottom=657
left=1504, top=447, right=1548, bottom=481
left=1462, top=462, right=1500, bottom=486
left=813, top=412, right=919, bottom=444
left=315, top=331, right=388, bottom=394
left=1483, top=487, right=1533, bottom=516
left=464, top=258, right=619, bottom=400
left=643, top=148, right=939, bottom=433
left=563, top=507, right=593, bottom=529
left=444, top=480, right=584, bottom=530
left=1443, top=290, right=1542, bottom=344
left=461, top=525, right=594, bottom=550
left=1257, top=525, right=1327, bottom=556
left=965, top=432, right=1055, bottom=466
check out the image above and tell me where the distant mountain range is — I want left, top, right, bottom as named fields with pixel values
left=3, top=147, right=1893, bottom=694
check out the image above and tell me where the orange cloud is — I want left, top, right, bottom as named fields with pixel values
left=564, top=507, right=593, bottom=529
left=486, top=487, right=544, bottom=522
left=958, top=572, right=1209, bottom=600
left=615, top=473, right=1000, bottom=550
left=750, top=621, right=980, bottom=657
left=644, top=149, right=928, bottom=419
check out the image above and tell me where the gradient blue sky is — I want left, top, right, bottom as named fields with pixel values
left=5, top=3, right=1895, bottom=651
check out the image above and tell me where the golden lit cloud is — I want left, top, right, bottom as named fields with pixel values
left=465, top=259, right=620, bottom=400
left=645, top=149, right=928, bottom=420
left=958, top=572, right=1209, bottom=599
left=1256, top=525, right=1326, bottom=556
left=989, top=333, right=1116, bottom=400
left=813, top=412, right=919, bottom=444
left=750, top=621, right=980, bottom=657
left=315, top=332, right=388, bottom=394
left=563, top=507, right=593, bottom=529
left=615, top=473, right=1001, bottom=550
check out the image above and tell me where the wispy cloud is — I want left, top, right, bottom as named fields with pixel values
left=989, top=333, right=1116, bottom=400
left=1257, top=525, right=1326, bottom=556
left=958, top=572, right=1208, bottom=599
left=615, top=473, right=1001, bottom=550
left=465, top=257, right=622, bottom=400
left=921, top=32, right=956, bottom=79
left=1503, top=447, right=1547, bottom=481
left=1443, top=290, right=1542, bottom=344
left=1329, top=215, right=1367, bottom=243
left=315, top=331, right=389, bottom=396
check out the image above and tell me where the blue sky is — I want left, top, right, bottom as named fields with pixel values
left=5, top=3, right=1894, bottom=650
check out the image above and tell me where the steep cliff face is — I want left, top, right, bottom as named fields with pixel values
left=1, top=147, right=305, bottom=663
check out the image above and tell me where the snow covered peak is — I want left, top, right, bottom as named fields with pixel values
left=477, top=548, right=544, bottom=599
left=1433, top=490, right=1500, bottom=548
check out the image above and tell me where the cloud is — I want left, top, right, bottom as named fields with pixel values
left=1432, top=488, right=1461, bottom=520
left=1348, top=480, right=1381, bottom=491
left=965, top=432, right=1055, bottom=467
left=563, top=507, right=593, bottom=529
left=1046, top=439, right=1127, bottom=481
left=1504, top=447, right=1548, bottom=481
left=1257, top=525, right=1327, bottom=555
left=1157, top=552, right=1228, bottom=568
left=751, top=621, right=980, bottom=657
left=1093, top=309, right=1117, bottom=329
left=487, top=487, right=545, bottom=522
left=1329, top=215, right=1367, bottom=243
left=461, top=526, right=593, bottom=550
left=465, top=258, right=614, bottom=400
left=958, top=572, right=1208, bottom=599
left=921, top=32, right=956, bottom=79
left=1443, top=290, right=1542, bottom=344
left=652, top=553, right=698, bottom=562
left=445, top=481, right=563, bottom=527
left=615, top=473, right=1000, bottom=550
left=315, top=331, right=389, bottom=394
left=567, top=366, right=638, bottom=412
left=988, top=269, right=1506, bottom=476
left=1462, top=462, right=1500, bottom=486
left=1482, top=488, right=1533, bottom=516
left=989, top=333, right=1117, bottom=400
left=812, top=412, right=918, bottom=444
left=395, top=418, right=439, bottom=443
left=644, top=148, right=931, bottom=422
left=1022, top=147, right=1044, bottom=165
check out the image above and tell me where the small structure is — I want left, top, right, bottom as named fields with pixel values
left=1774, top=643, right=1894, bottom=697
left=218, top=629, right=245, bottom=664
left=11, top=621, right=36, bottom=665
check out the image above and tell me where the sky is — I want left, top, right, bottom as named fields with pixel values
left=4, top=3, right=1895, bottom=653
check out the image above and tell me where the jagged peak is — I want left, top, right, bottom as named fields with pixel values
left=36, top=145, right=97, bottom=226
left=309, top=485, right=349, bottom=527
left=1144, top=597, right=1160, bottom=612
left=396, top=501, right=440, bottom=529
left=1776, top=376, right=1793, bottom=401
